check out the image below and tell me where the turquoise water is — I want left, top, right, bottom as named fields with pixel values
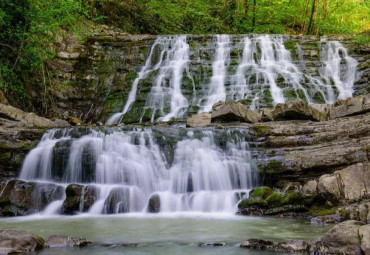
left=0, top=213, right=330, bottom=254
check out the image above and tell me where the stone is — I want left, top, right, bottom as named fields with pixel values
left=186, top=113, right=211, bottom=127
left=359, top=225, right=370, bottom=255
left=317, top=174, right=341, bottom=199
left=240, top=239, right=274, bottom=249
left=44, top=235, right=90, bottom=248
left=0, top=91, right=8, bottom=105
left=260, top=108, right=274, bottom=121
left=54, top=119, right=70, bottom=127
left=211, top=100, right=261, bottom=123
left=329, top=94, right=370, bottom=119
left=334, top=163, right=370, bottom=201
left=310, top=103, right=332, bottom=115
left=148, top=194, right=160, bottom=213
left=104, top=187, right=129, bottom=214
left=57, top=51, right=80, bottom=59
left=275, top=239, right=309, bottom=252
left=63, top=184, right=83, bottom=214
left=67, top=116, right=82, bottom=126
left=0, top=229, right=44, bottom=252
left=0, top=103, right=56, bottom=127
left=310, top=220, right=365, bottom=255
left=302, top=180, right=317, bottom=196
left=271, top=100, right=327, bottom=121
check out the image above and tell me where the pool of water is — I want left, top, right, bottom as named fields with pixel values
left=0, top=213, right=330, bottom=255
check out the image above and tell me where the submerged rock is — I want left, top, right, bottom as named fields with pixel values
left=0, top=229, right=44, bottom=253
left=44, top=235, right=90, bottom=248
left=240, top=239, right=273, bottom=249
left=275, top=239, right=309, bottom=252
left=63, top=184, right=83, bottom=215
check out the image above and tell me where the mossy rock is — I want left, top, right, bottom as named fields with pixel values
left=238, top=198, right=266, bottom=209
left=258, top=160, right=284, bottom=175
left=251, top=186, right=272, bottom=200
left=283, top=89, right=297, bottom=100
left=250, top=125, right=271, bottom=136
left=265, top=192, right=283, bottom=208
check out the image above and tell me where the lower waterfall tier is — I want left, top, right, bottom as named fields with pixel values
left=12, top=127, right=257, bottom=215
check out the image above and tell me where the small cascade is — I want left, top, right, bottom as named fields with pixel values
left=320, top=40, right=358, bottom=102
left=19, top=127, right=257, bottom=215
left=141, top=36, right=191, bottom=122
left=199, top=35, right=230, bottom=112
left=107, top=34, right=358, bottom=123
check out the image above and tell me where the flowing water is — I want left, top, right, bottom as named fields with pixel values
left=107, top=34, right=358, bottom=124
left=18, top=127, right=257, bottom=215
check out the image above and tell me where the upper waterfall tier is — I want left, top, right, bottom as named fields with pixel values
left=18, top=127, right=257, bottom=214
left=107, top=34, right=358, bottom=124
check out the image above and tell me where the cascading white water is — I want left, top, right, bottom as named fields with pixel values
left=19, top=127, right=256, bottom=215
left=141, top=36, right=191, bottom=122
left=320, top=40, right=358, bottom=102
left=108, top=34, right=358, bottom=123
left=199, top=35, right=230, bottom=113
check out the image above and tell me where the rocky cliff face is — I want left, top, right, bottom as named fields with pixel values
left=15, top=31, right=369, bottom=124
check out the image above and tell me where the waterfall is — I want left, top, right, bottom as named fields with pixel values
left=199, top=35, right=230, bottom=113
left=19, top=127, right=257, bottom=215
left=107, top=34, right=358, bottom=123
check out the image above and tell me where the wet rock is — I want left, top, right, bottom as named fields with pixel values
left=0, top=229, right=44, bottom=253
left=148, top=194, right=160, bottom=213
left=310, top=220, right=364, bottom=255
left=310, top=214, right=342, bottom=224
left=240, top=239, right=273, bottom=249
left=270, top=100, right=327, bottom=121
left=211, top=100, right=261, bottom=123
left=81, top=185, right=96, bottom=212
left=104, top=187, right=130, bottom=214
left=0, top=180, right=63, bottom=216
left=275, top=239, right=309, bottom=252
left=63, top=184, right=83, bottom=214
left=198, top=242, right=226, bottom=246
left=339, top=200, right=370, bottom=224
left=66, top=116, right=82, bottom=126
left=44, top=235, right=90, bottom=248
left=264, top=204, right=307, bottom=215
left=186, top=113, right=211, bottom=127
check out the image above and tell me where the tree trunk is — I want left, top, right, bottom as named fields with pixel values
left=307, top=0, right=316, bottom=34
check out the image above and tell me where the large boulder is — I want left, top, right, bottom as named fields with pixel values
left=275, top=239, right=309, bottom=252
left=329, top=94, right=370, bottom=119
left=211, top=100, right=261, bottom=123
left=44, top=235, right=90, bottom=248
left=104, top=187, right=129, bottom=214
left=270, top=100, right=327, bottom=121
left=310, top=220, right=364, bottom=255
left=317, top=163, right=370, bottom=201
left=0, top=103, right=56, bottom=127
left=0, top=229, right=44, bottom=253
left=359, top=225, right=370, bottom=255
left=0, top=180, right=64, bottom=216
left=186, top=113, right=211, bottom=127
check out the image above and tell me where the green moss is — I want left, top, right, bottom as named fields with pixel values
left=361, top=146, right=369, bottom=152
left=265, top=192, right=283, bottom=207
left=216, top=125, right=223, bottom=129
left=238, top=198, right=266, bottom=209
left=283, top=89, right=297, bottom=99
left=252, top=186, right=272, bottom=200
left=313, top=91, right=326, bottom=104
left=251, top=125, right=271, bottom=136
left=283, top=40, right=297, bottom=52
left=309, top=205, right=337, bottom=216
left=258, top=160, right=284, bottom=175
left=282, top=192, right=303, bottom=205
left=339, top=208, right=350, bottom=220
